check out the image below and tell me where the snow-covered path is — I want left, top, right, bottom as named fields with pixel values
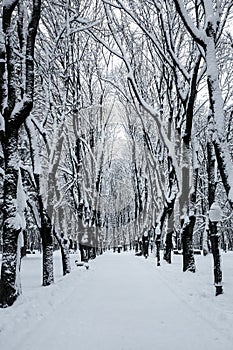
left=1, top=251, right=233, bottom=350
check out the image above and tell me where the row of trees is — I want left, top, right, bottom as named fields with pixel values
left=0, top=0, right=111, bottom=307
left=97, top=0, right=233, bottom=295
left=0, top=0, right=233, bottom=307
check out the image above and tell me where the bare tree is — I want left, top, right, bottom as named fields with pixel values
left=0, top=0, right=41, bottom=307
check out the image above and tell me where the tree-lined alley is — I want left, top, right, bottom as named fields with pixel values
left=0, top=0, right=233, bottom=307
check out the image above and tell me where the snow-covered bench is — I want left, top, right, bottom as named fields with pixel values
left=75, top=260, right=89, bottom=270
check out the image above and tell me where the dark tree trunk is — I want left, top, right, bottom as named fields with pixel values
left=60, top=245, right=71, bottom=276
left=79, top=243, right=87, bottom=262
left=179, top=139, right=197, bottom=273
left=182, top=216, right=196, bottom=272
left=207, top=142, right=223, bottom=295
left=0, top=228, right=21, bottom=307
left=209, top=222, right=223, bottom=296
left=53, top=230, right=71, bottom=276
left=163, top=206, right=175, bottom=264
left=0, top=128, right=22, bottom=307
left=163, top=231, right=173, bottom=264
left=155, top=235, right=161, bottom=266
left=0, top=0, right=41, bottom=307
left=55, top=206, right=71, bottom=275
left=40, top=213, right=54, bottom=286
left=142, top=235, right=149, bottom=258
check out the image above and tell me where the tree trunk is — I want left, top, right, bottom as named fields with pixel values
left=0, top=0, right=41, bottom=306
left=53, top=230, right=71, bottom=276
left=207, top=142, right=223, bottom=295
left=79, top=243, right=86, bottom=262
left=205, top=21, right=233, bottom=208
left=60, top=245, right=71, bottom=276
left=163, top=231, right=173, bottom=264
left=55, top=206, right=71, bottom=275
left=0, top=228, right=21, bottom=307
left=0, top=131, right=21, bottom=307
left=209, top=222, right=223, bottom=296
left=182, top=215, right=196, bottom=272
left=179, top=140, right=196, bottom=273
left=40, top=213, right=54, bottom=286
left=163, top=209, right=175, bottom=264
left=155, top=235, right=161, bottom=266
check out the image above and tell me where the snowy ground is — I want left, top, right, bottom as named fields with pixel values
left=1, top=250, right=233, bottom=350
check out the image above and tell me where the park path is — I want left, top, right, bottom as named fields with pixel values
left=9, top=252, right=233, bottom=350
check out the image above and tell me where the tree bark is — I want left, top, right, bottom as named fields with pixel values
left=40, top=212, right=54, bottom=286
left=182, top=215, right=196, bottom=273
left=204, top=18, right=233, bottom=208
left=155, top=235, right=161, bottom=266
left=53, top=230, right=71, bottom=276
left=0, top=0, right=41, bottom=307
left=209, top=222, right=223, bottom=296
left=207, top=141, right=223, bottom=295
left=180, top=142, right=196, bottom=272
left=0, top=129, right=21, bottom=307
left=163, top=231, right=173, bottom=264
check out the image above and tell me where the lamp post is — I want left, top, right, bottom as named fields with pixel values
left=209, top=202, right=223, bottom=296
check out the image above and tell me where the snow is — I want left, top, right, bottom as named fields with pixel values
left=0, top=113, right=4, bottom=132
left=1, top=250, right=233, bottom=349
left=2, top=0, right=17, bottom=8
left=229, top=187, right=233, bottom=203
left=209, top=202, right=223, bottom=222
left=6, top=171, right=27, bottom=231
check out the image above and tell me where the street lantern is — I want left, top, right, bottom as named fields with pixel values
left=209, top=202, right=222, bottom=223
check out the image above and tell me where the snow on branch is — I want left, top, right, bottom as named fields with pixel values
left=6, top=169, right=27, bottom=231
left=2, top=0, right=18, bottom=11
left=173, top=0, right=205, bottom=47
